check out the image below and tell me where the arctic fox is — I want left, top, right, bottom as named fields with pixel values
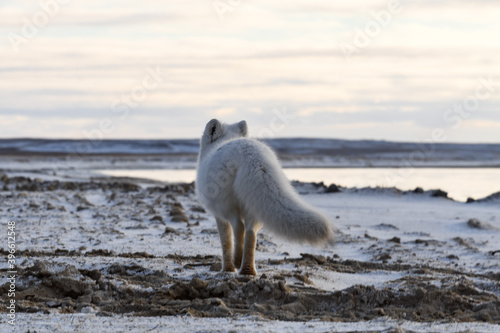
left=196, top=119, right=333, bottom=275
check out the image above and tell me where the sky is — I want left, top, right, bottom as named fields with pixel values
left=1, top=0, right=499, bottom=142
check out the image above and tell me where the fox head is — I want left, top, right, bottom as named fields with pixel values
left=200, top=119, right=248, bottom=152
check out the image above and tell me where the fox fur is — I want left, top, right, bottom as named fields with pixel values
left=196, top=119, right=333, bottom=275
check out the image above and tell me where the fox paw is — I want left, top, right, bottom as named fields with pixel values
left=239, top=266, right=257, bottom=276
left=222, top=264, right=237, bottom=273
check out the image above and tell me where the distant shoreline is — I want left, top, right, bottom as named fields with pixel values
left=1, top=152, right=499, bottom=169
left=1, top=138, right=499, bottom=170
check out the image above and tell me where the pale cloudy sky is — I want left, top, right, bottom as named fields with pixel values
left=1, top=0, right=499, bottom=142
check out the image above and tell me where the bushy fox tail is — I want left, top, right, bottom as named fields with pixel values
left=234, top=154, right=334, bottom=244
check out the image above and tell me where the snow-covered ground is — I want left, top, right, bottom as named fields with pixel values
left=9, top=313, right=500, bottom=333
left=0, top=166, right=499, bottom=332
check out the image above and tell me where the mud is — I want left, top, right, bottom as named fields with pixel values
left=1, top=175, right=499, bottom=324
left=1, top=254, right=499, bottom=323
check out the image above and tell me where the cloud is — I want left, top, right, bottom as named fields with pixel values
left=463, top=119, right=500, bottom=128
left=214, top=108, right=236, bottom=116
left=0, top=0, right=499, bottom=142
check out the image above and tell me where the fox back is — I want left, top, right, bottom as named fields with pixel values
left=196, top=119, right=333, bottom=244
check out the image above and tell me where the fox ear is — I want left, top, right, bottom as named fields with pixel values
left=238, top=120, right=248, bottom=137
left=205, top=119, right=223, bottom=143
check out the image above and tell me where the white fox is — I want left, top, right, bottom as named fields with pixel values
left=196, top=119, right=333, bottom=275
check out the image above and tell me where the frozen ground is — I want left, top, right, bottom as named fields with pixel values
left=0, top=171, right=499, bottom=332
left=8, top=314, right=500, bottom=332
left=1, top=138, right=500, bottom=170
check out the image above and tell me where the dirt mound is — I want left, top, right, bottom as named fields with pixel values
left=0, top=174, right=196, bottom=194
left=298, top=280, right=500, bottom=322
left=1, top=175, right=499, bottom=327
left=2, top=258, right=499, bottom=323
left=477, top=191, right=500, bottom=203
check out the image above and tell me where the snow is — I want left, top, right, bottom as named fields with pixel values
left=1, top=156, right=499, bottom=331
left=6, top=187, right=497, bottom=272
left=309, top=269, right=405, bottom=291
left=4, top=313, right=500, bottom=333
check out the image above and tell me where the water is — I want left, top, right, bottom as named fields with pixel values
left=95, top=168, right=500, bottom=202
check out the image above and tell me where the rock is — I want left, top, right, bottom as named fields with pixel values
left=431, top=189, right=448, bottom=198
left=476, top=191, right=500, bottom=203
left=325, top=184, right=341, bottom=193
left=171, top=215, right=189, bottom=223
left=210, top=262, right=222, bottom=272
left=170, top=207, right=183, bottom=215
left=78, top=304, right=97, bottom=313
left=300, top=253, right=326, bottom=265
left=467, top=218, right=482, bottom=229
left=150, top=215, right=164, bottom=223
left=467, top=218, right=497, bottom=230
left=80, top=269, right=102, bottom=281
left=163, top=227, right=180, bottom=235
left=376, top=253, right=392, bottom=261
left=294, top=273, right=311, bottom=284
left=29, top=201, right=40, bottom=209
left=190, top=205, right=206, bottom=213
left=168, top=282, right=200, bottom=300
left=374, top=223, right=399, bottom=230
left=415, top=239, right=439, bottom=246
left=190, top=277, right=207, bottom=290
left=453, top=237, right=476, bottom=250
left=413, top=187, right=424, bottom=194
left=201, top=229, right=218, bottom=235
left=170, top=207, right=189, bottom=223
left=388, top=236, right=401, bottom=244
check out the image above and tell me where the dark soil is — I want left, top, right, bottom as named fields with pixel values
left=1, top=254, right=498, bottom=323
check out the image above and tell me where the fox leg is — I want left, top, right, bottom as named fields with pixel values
left=216, top=218, right=236, bottom=272
left=232, top=219, right=245, bottom=269
left=239, top=223, right=262, bottom=276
